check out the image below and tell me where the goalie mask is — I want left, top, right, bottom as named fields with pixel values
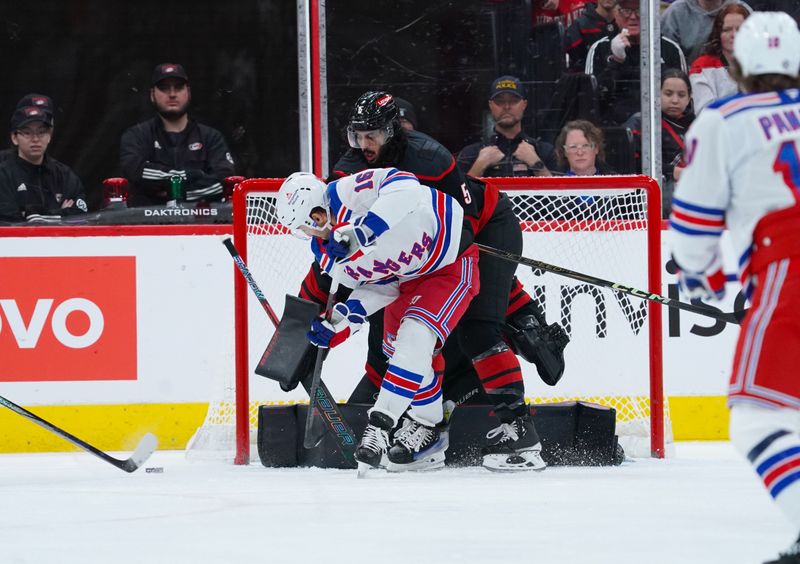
left=277, top=172, right=330, bottom=238
left=347, top=91, right=399, bottom=149
left=734, top=11, right=800, bottom=78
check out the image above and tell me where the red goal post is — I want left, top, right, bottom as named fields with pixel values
left=206, top=174, right=664, bottom=465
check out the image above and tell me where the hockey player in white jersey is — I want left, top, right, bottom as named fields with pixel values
left=669, top=12, right=800, bottom=564
left=277, top=168, right=479, bottom=472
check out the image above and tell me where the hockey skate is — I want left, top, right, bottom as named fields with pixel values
left=355, top=411, right=393, bottom=477
left=386, top=415, right=448, bottom=472
left=765, top=534, right=800, bottom=564
left=481, top=414, right=546, bottom=472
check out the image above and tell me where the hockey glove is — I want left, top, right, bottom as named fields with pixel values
left=306, top=299, right=367, bottom=349
left=674, top=254, right=727, bottom=303
left=324, top=221, right=376, bottom=260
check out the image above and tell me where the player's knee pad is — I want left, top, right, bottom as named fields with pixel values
left=389, top=318, right=438, bottom=377
left=730, top=403, right=800, bottom=524
left=503, top=306, right=569, bottom=386
left=729, top=403, right=800, bottom=459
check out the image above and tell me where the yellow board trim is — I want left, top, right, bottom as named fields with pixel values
left=0, top=403, right=207, bottom=453
left=0, top=396, right=731, bottom=453
left=669, top=395, right=730, bottom=440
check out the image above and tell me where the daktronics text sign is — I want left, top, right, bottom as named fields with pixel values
left=0, top=257, right=137, bottom=381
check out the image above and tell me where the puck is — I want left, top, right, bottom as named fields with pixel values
left=145, top=467, right=164, bottom=474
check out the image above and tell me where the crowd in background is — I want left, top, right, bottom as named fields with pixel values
left=0, top=1, right=797, bottom=224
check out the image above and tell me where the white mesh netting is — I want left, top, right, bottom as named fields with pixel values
left=187, top=177, right=670, bottom=461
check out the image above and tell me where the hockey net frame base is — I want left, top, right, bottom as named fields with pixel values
left=190, top=175, right=665, bottom=464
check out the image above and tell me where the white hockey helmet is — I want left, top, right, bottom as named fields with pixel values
left=277, top=172, right=329, bottom=236
left=733, top=11, right=800, bottom=78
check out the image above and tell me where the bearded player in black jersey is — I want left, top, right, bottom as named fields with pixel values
left=297, top=91, right=568, bottom=471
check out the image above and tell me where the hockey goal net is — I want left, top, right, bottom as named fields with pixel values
left=189, top=175, right=667, bottom=464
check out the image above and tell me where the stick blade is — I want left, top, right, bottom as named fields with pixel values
left=120, top=433, right=158, bottom=473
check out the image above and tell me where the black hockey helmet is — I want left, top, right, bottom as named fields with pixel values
left=348, top=91, right=398, bottom=131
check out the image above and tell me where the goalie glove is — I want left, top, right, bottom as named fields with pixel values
left=324, top=220, right=376, bottom=260
left=674, top=254, right=727, bottom=303
left=306, top=299, right=367, bottom=349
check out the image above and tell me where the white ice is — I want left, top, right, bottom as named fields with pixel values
left=0, top=442, right=792, bottom=564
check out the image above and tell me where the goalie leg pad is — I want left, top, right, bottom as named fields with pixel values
left=504, top=306, right=569, bottom=387
left=255, top=295, right=322, bottom=391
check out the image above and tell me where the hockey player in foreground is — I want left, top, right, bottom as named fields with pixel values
left=277, top=168, right=480, bottom=473
left=669, top=12, right=800, bottom=564
left=303, top=91, right=563, bottom=471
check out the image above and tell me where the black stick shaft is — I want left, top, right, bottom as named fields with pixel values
left=303, top=270, right=340, bottom=449
left=0, top=395, right=156, bottom=473
left=476, top=243, right=744, bottom=325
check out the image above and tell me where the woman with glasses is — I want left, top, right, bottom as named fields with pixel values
left=624, top=69, right=696, bottom=216
left=0, top=106, right=86, bottom=223
left=554, top=120, right=615, bottom=176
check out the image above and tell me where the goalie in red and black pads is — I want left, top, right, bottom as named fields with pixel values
left=297, top=90, right=569, bottom=471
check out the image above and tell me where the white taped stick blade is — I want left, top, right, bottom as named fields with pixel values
left=123, top=433, right=158, bottom=472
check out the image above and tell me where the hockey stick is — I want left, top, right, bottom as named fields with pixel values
left=222, top=238, right=356, bottom=462
left=476, top=244, right=745, bottom=325
left=303, top=265, right=341, bottom=449
left=0, top=394, right=157, bottom=473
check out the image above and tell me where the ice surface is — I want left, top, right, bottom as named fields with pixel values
left=0, top=442, right=792, bottom=564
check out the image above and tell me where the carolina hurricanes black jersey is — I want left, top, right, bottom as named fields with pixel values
left=331, top=129, right=483, bottom=220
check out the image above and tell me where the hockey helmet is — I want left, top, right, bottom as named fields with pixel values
left=734, top=11, right=800, bottom=78
left=347, top=91, right=398, bottom=148
left=277, top=172, right=329, bottom=238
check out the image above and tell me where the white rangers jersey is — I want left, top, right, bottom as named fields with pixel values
left=670, top=89, right=800, bottom=295
left=310, top=168, right=466, bottom=314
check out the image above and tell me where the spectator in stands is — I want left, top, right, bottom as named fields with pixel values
left=120, top=63, right=236, bottom=207
left=624, top=69, right=695, bottom=216
left=661, top=0, right=750, bottom=64
left=0, top=94, right=55, bottom=164
left=585, top=0, right=687, bottom=125
left=689, top=4, right=750, bottom=113
left=533, top=0, right=588, bottom=26
left=456, top=76, right=558, bottom=177
left=394, top=97, right=418, bottom=132
left=564, top=0, right=619, bottom=71
left=554, top=120, right=615, bottom=175
left=0, top=106, right=87, bottom=223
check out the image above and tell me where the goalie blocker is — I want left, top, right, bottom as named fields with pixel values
left=256, top=295, right=322, bottom=391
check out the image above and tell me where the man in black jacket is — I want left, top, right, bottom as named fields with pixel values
left=0, top=106, right=86, bottom=223
left=456, top=76, right=558, bottom=178
left=563, top=0, right=619, bottom=71
left=585, top=0, right=687, bottom=124
left=120, top=63, right=236, bottom=207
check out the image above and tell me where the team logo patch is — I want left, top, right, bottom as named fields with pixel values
left=188, top=142, right=203, bottom=151
left=154, top=140, right=162, bottom=149
left=16, top=183, right=26, bottom=192
left=375, top=94, right=393, bottom=107
left=226, top=151, right=234, bottom=164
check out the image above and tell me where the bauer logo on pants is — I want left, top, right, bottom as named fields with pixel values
left=0, top=257, right=137, bottom=382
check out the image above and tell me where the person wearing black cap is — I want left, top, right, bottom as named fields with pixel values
left=0, top=93, right=56, bottom=165
left=394, top=97, right=418, bottom=131
left=456, top=75, right=558, bottom=177
left=119, top=63, right=236, bottom=207
left=0, top=106, right=86, bottom=223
